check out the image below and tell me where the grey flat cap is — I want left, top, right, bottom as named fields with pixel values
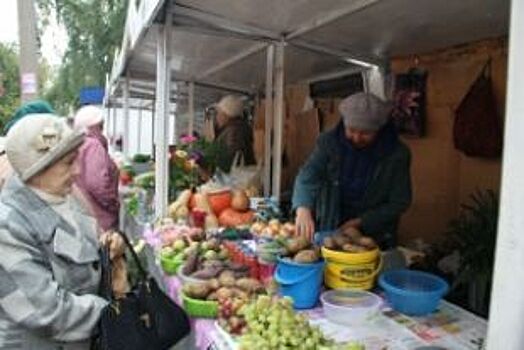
left=338, top=92, right=391, bottom=131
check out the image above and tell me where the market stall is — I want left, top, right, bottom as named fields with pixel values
left=102, top=0, right=522, bottom=349
left=132, top=185, right=488, bottom=350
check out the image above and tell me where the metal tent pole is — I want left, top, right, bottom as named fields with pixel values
left=188, top=81, right=195, bottom=136
left=154, top=13, right=172, bottom=218
left=123, top=76, right=130, bottom=157
left=112, top=105, right=118, bottom=147
left=152, top=98, right=156, bottom=155
left=486, top=1, right=524, bottom=348
left=271, top=42, right=285, bottom=201
left=264, top=44, right=274, bottom=197
left=138, top=105, right=143, bottom=153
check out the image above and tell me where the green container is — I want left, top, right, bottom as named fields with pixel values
left=182, top=293, right=219, bottom=318
left=160, top=255, right=184, bottom=275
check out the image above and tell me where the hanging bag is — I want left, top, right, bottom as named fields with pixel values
left=453, top=61, right=502, bottom=158
left=92, top=231, right=191, bottom=350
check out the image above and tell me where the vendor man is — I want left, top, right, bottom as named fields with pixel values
left=292, top=92, right=412, bottom=249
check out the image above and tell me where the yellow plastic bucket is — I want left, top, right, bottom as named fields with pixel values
left=321, top=246, right=382, bottom=290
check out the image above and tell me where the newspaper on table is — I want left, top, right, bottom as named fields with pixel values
left=209, top=300, right=486, bottom=350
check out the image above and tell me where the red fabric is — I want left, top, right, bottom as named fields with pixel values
left=454, top=63, right=502, bottom=158
left=75, top=128, right=119, bottom=231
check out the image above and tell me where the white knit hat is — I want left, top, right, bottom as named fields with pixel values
left=5, top=114, right=85, bottom=181
left=338, top=92, right=391, bottom=131
left=74, top=105, right=104, bottom=131
left=216, top=95, right=244, bottom=118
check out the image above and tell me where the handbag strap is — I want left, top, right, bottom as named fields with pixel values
left=115, top=230, right=148, bottom=280
left=100, top=231, right=149, bottom=301
left=99, top=245, right=113, bottom=301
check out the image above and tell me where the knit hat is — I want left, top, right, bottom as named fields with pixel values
left=338, top=92, right=391, bottom=131
left=216, top=95, right=244, bottom=118
left=5, top=114, right=85, bottom=182
left=3, top=100, right=55, bottom=135
left=74, top=105, right=104, bottom=131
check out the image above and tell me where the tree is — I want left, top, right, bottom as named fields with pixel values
left=0, top=43, right=21, bottom=131
left=37, top=0, right=127, bottom=115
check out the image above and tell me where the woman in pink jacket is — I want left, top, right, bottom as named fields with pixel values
left=74, top=106, right=120, bottom=231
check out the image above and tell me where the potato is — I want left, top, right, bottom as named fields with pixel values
left=216, top=287, right=234, bottom=300
left=323, top=237, right=336, bottom=250
left=282, top=222, right=296, bottom=234
left=358, top=236, right=377, bottom=250
left=293, top=249, right=319, bottom=264
left=232, top=289, right=250, bottom=301
left=218, top=270, right=236, bottom=287
left=333, top=234, right=351, bottom=249
left=236, top=278, right=264, bottom=293
left=207, top=278, right=220, bottom=291
left=251, top=222, right=265, bottom=234
left=342, top=244, right=366, bottom=253
left=207, top=292, right=218, bottom=301
left=286, top=237, right=310, bottom=255
left=183, top=283, right=211, bottom=299
left=341, top=227, right=363, bottom=241
left=268, top=219, right=280, bottom=227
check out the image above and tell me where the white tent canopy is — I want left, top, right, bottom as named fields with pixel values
left=106, top=0, right=509, bottom=209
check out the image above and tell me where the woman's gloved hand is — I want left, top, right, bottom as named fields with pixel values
left=100, top=231, right=126, bottom=260
left=295, top=207, right=315, bottom=242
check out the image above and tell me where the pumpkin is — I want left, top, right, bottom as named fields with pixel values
left=206, top=189, right=232, bottom=216
left=231, top=189, right=250, bottom=212
left=218, top=208, right=255, bottom=227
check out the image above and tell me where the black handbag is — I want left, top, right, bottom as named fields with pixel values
left=92, top=231, right=191, bottom=350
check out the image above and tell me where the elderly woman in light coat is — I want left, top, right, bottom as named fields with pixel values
left=0, top=114, right=126, bottom=349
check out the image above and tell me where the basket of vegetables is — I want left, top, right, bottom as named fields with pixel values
left=181, top=274, right=265, bottom=318
left=181, top=293, right=219, bottom=318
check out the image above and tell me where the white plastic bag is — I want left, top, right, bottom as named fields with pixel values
left=229, top=152, right=262, bottom=191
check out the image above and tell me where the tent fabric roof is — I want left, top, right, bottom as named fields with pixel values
left=107, top=0, right=510, bottom=107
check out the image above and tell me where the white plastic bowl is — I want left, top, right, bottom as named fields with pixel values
left=321, top=290, right=382, bottom=326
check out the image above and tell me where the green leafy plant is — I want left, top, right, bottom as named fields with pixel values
left=168, top=136, right=227, bottom=200
left=132, top=154, right=151, bottom=163
left=446, top=189, right=499, bottom=316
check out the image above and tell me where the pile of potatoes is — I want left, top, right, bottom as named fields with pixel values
left=183, top=272, right=265, bottom=302
left=323, top=227, right=377, bottom=253
left=283, top=237, right=321, bottom=264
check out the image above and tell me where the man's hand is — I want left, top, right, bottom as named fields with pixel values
left=295, top=207, right=315, bottom=242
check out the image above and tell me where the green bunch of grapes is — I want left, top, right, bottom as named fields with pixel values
left=238, top=295, right=337, bottom=350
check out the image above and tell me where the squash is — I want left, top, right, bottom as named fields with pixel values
left=190, top=192, right=213, bottom=214
left=218, top=208, right=255, bottom=227
left=168, top=189, right=192, bottom=220
left=230, top=189, right=250, bottom=212
left=206, top=189, right=232, bottom=216
left=205, top=213, right=220, bottom=230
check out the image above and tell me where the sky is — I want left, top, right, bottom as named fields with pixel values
left=0, top=0, right=67, bottom=66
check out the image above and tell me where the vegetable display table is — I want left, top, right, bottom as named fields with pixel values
left=164, top=274, right=486, bottom=350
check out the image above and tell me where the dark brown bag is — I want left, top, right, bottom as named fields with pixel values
left=453, top=61, right=502, bottom=158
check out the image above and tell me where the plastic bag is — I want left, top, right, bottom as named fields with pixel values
left=229, top=152, right=262, bottom=192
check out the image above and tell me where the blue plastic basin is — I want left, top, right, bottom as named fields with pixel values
left=379, top=269, right=449, bottom=316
